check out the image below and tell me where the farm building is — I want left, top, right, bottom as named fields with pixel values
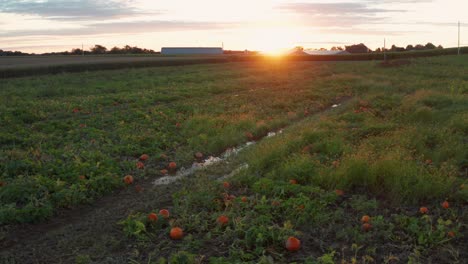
left=304, top=50, right=350, bottom=55
left=161, top=47, right=223, bottom=55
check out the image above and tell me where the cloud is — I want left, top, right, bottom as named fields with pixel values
left=0, top=20, right=236, bottom=38
left=279, top=2, right=403, bottom=16
left=0, top=0, right=152, bottom=20
left=277, top=2, right=406, bottom=28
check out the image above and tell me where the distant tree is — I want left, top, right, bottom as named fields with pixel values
left=406, top=45, right=414, bottom=51
left=414, top=44, right=425, bottom=50
left=71, top=48, right=83, bottom=55
left=437, top=45, right=443, bottom=49
left=345, top=43, right=370, bottom=53
left=294, top=46, right=304, bottom=52
left=319, top=47, right=327, bottom=51
left=390, top=45, right=405, bottom=52
left=0, top=49, right=30, bottom=56
left=109, top=46, right=123, bottom=54
left=425, top=42, right=436, bottom=49
left=375, top=48, right=382, bottom=53
left=331, top=46, right=343, bottom=51
left=90, top=44, right=107, bottom=54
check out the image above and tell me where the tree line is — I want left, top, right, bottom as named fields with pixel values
left=0, top=45, right=158, bottom=56
left=340, top=42, right=443, bottom=54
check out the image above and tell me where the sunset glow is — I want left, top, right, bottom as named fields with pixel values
left=0, top=0, right=467, bottom=53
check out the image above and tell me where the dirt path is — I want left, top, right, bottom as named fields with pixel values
left=0, top=97, right=352, bottom=264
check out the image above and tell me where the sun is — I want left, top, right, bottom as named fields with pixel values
left=247, top=27, right=300, bottom=56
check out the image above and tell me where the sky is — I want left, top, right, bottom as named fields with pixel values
left=0, top=0, right=467, bottom=53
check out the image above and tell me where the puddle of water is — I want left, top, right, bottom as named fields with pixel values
left=153, top=99, right=343, bottom=187
left=153, top=141, right=257, bottom=186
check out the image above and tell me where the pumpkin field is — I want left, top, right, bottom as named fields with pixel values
left=0, top=55, right=467, bottom=263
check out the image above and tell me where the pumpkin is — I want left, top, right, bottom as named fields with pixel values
left=285, top=236, right=301, bottom=252
left=135, top=185, right=143, bottom=193
left=447, top=231, right=455, bottom=238
left=361, top=223, right=372, bottom=232
left=170, top=227, right=183, bottom=240
left=123, top=175, right=134, bottom=185
left=241, top=196, right=248, bottom=203
left=148, top=213, right=158, bottom=222
left=442, top=200, right=449, bottom=209
left=139, top=154, right=149, bottom=161
left=195, top=152, right=204, bottom=160
left=223, top=181, right=230, bottom=189
left=361, top=215, right=370, bottom=223
left=335, top=189, right=344, bottom=196
left=136, top=161, right=144, bottom=169
left=217, top=215, right=229, bottom=225
left=168, top=162, right=177, bottom=170
left=289, top=179, right=298, bottom=185
left=159, top=209, right=170, bottom=218
left=160, top=169, right=168, bottom=175
left=419, top=207, right=428, bottom=214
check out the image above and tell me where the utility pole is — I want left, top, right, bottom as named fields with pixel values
left=458, top=21, right=461, bottom=55
left=82, top=43, right=84, bottom=56
left=384, top=38, right=387, bottom=62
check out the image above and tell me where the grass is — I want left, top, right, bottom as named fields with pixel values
left=0, top=55, right=467, bottom=263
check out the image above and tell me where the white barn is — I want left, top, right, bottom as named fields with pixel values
left=161, top=47, right=223, bottom=55
left=304, top=50, right=350, bottom=55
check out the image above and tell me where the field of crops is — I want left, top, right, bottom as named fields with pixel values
left=1, top=47, right=466, bottom=79
left=0, top=55, right=467, bottom=263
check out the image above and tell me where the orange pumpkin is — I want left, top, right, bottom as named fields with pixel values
left=442, top=200, right=449, bottom=209
left=361, top=215, right=371, bottom=223
left=148, top=213, right=158, bottom=222
left=223, top=181, right=230, bottom=189
left=170, top=227, right=183, bottom=240
left=139, top=154, right=149, bottom=161
left=335, top=189, right=344, bottom=196
left=168, top=162, right=177, bottom=170
left=160, top=169, right=168, bottom=175
left=419, top=207, right=428, bottom=214
left=217, top=215, right=229, bottom=225
left=285, top=236, right=301, bottom=252
left=123, top=175, right=134, bottom=185
left=159, top=209, right=170, bottom=218
left=136, top=161, right=144, bottom=169
left=362, top=223, right=372, bottom=232
left=447, top=231, right=455, bottom=238
left=241, top=196, right=248, bottom=203
left=289, top=179, right=298, bottom=185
